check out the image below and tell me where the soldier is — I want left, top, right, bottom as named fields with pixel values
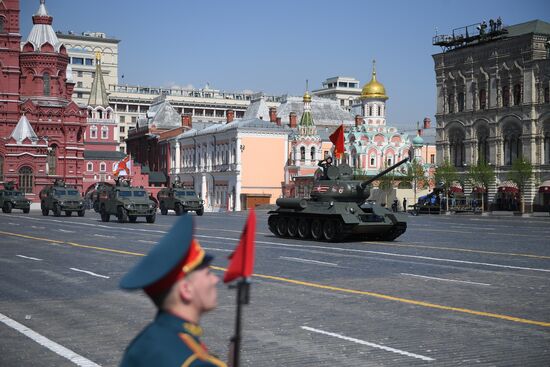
left=120, top=215, right=226, bottom=367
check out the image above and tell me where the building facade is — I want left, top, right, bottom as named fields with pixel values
left=312, top=76, right=362, bottom=111
left=0, top=0, right=87, bottom=200
left=433, top=19, right=550, bottom=212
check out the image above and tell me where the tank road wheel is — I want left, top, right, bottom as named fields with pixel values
left=323, top=219, right=343, bottom=242
left=3, top=202, right=12, bottom=214
left=287, top=217, right=299, bottom=237
left=53, top=203, right=62, bottom=217
left=41, top=202, right=48, bottom=216
left=117, top=207, right=129, bottom=223
left=77, top=209, right=85, bottom=217
left=310, top=219, right=323, bottom=241
left=160, top=203, right=168, bottom=215
left=276, top=217, right=288, bottom=237
left=267, top=215, right=278, bottom=235
left=65, top=211, right=72, bottom=217
left=129, top=215, right=137, bottom=223
left=174, top=203, right=183, bottom=216
left=100, top=207, right=110, bottom=222
left=297, top=219, right=311, bottom=239
left=146, top=213, right=156, bottom=223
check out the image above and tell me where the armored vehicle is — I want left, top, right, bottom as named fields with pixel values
left=268, top=157, right=409, bottom=242
left=98, top=178, right=156, bottom=223
left=40, top=179, right=85, bottom=217
left=157, top=181, right=204, bottom=216
left=0, top=182, right=30, bottom=213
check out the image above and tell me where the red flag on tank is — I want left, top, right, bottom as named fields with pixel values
left=224, top=208, right=256, bottom=283
left=329, top=124, right=345, bottom=159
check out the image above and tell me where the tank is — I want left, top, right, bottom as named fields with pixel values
left=268, top=157, right=410, bottom=242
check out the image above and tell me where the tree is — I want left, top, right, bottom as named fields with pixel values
left=402, top=160, right=426, bottom=207
left=508, top=157, right=533, bottom=214
left=434, top=160, right=458, bottom=211
left=467, top=161, right=495, bottom=213
left=377, top=169, right=396, bottom=207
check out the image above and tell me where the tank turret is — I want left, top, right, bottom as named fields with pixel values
left=268, top=157, right=410, bottom=242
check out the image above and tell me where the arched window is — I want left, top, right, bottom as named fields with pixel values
left=448, top=94, right=454, bottom=113
left=387, top=155, right=393, bottom=167
left=0, top=17, right=4, bottom=33
left=457, top=92, right=465, bottom=112
left=544, top=128, right=550, bottom=165
left=502, top=86, right=510, bottom=107
left=502, top=123, right=522, bottom=165
left=449, top=128, right=465, bottom=167
left=0, top=155, right=4, bottom=181
left=477, top=126, right=490, bottom=164
left=101, top=126, right=108, bottom=139
left=513, top=84, right=521, bottom=106
left=18, top=167, right=33, bottom=194
left=87, top=162, right=93, bottom=171
left=99, top=162, right=106, bottom=172
left=370, top=154, right=376, bottom=166
left=377, top=105, right=381, bottom=116
left=479, top=89, right=486, bottom=110
left=300, top=146, right=305, bottom=162
left=545, top=87, right=549, bottom=104
left=48, top=145, right=57, bottom=175
left=43, top=73, right=50, bottom=96
left=98, top=110, right=103, bottom=119
left=310, top=147, right=316, bottom=161
left=90, top=125, right=97, bottom=139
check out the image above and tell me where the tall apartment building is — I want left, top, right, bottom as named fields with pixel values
left=432, top=19, right=550, bottom=212
left=312, top=76, right=362, bottom=111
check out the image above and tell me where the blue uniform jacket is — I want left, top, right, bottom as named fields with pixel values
left=120, top=311, right=226, bottom=367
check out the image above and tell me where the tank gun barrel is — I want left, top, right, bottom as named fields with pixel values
left=360, top=157, right=409, bottom=189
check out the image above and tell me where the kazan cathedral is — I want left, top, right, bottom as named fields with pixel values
left=347, top=62, right=413, bottom=175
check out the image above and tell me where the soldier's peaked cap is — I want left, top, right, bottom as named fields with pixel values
left=120, top=215, right=213, bottom=295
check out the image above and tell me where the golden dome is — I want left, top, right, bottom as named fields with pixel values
left=360, top=60, right=388, bottom=100
left=303, top=91, right=312, bottom=102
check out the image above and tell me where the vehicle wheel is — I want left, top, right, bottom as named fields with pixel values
left=65, top=211, right=72, bottom=217
left=2, top=202, right=12, bottom=213
left=77, top=210, right=85, bottom=217
left=310, top=219, right=323, bottom=241
left=53, top=203, right=61, bottom=217
left=146, top=213, right=156, bottom=223
left=23, top=208, right=30, bottom=214
left=297, top=219, right=310, bottom=239
left=196, top=208, right=203, bottom=216
left=117, top=207, right=129, bottom=223
left=129, top=216, right=137, bottom=223
left=267, top=215, right=278, bottom=235
left=41, top=203, right=48, bottom=216
left=100, top=207, right=110, bottom=222
left=287, top=217, right=299, bottom=237
left=276, top=217, right=288, bottom=237
left=160, top=203, right=168, bottom=215
left=174, top=203, right=182, bottom=216
left=323, top=219, right=342, bottom=242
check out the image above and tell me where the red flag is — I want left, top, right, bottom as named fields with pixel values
left=224, top=208, right=256, bottom=283
left=329, top=124, right=345, bottom=159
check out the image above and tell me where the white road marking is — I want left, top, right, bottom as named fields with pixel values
left=203, top=247, right=233, bottom=252
left=301, top=326, right=435, bottom=361
left=279, top=256, right=338, bottom=267
left=137, top=240, right=156, bottom=244
left=93, top=234, right=114, bottom=238
left=70, top=268, right=110, bottom=279
left=16, top=255, right=43, bottom=261
left=58, top=229, right=75, bottom=233
left=400, top=273, right=491, bottom=286
left=31, top=226, right=45, bottom=229
left=0, top=312, right=102, bottom=367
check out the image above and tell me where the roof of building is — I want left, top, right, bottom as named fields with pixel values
left=243, top=95, right=270, bottom=120
left=10, top=115, right=38, bottom=144
left=137, top=96, right=181, bottom=130
left=83, top=150, right=126, bottom=160
left=25, top=1, right=63, bottom=52
left=88, top=56, right=109, bottom=107
left=178, top=117, right=289, bottom=139
left=276, top=96, right=354, bottom=128
left=505, top=19, right=550, bottom=37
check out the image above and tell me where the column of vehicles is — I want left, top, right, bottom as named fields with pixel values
left=0, top=181, right=31, bottom=214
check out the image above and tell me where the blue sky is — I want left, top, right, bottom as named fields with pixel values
left=20, top=0, right=549, bottom=133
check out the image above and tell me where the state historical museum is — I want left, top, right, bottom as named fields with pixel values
left=0, top=0, right=87, bottom=201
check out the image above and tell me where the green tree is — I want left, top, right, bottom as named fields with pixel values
left=377, top=169, right=396, bottom=206
left=467, top=161, right=495, bottom=213
left=402, top=160, right=426, bottom=206
left=434, top=160, right=458, bottom=211
left=508, top=157, right=533, bottom=213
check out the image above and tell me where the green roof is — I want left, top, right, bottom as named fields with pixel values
left=505, top=19, right=550, bottom=37
left=299, top=111, right=314, bottom=127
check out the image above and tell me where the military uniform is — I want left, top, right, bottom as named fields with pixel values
left=119, top=216, right=226, bottom=367
left=120, top=311, right=226, bottom=367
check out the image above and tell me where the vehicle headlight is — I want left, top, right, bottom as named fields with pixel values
left=125, top=203, right=133, bottom=209
left=79, top=201, right=84, bottom=205
left=149, top=203, right=154, bottom=209
left=200, top=200, right=204, bottom=205
left=59, top=201, right=64, bottom=205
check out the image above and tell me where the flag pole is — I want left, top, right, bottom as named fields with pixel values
left=230, top=278, right=250, bottom=367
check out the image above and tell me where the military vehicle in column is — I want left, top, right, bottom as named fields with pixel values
left=268, top=157, right=410, bottom=242
left=97, top=178, right=157, bottom=223
left=39, top=179, right=85, bottom=217
left=157, top=179, right=204, bottom=216
left=0, top=182, right=31, bottom=214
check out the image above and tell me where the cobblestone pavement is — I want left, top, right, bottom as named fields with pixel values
left=1, top=211, right=549, bottom=366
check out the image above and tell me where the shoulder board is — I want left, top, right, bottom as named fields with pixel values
left=179, top=333, right=227, bottom=367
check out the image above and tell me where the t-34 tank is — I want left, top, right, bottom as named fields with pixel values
left=268, top=157, right=409, bottom=242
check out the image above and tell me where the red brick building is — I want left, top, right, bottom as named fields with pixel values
left=0, top=0, right=87, bottom=201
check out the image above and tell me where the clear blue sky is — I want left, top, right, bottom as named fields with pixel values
left=20, top=0, right=549, bottom=133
